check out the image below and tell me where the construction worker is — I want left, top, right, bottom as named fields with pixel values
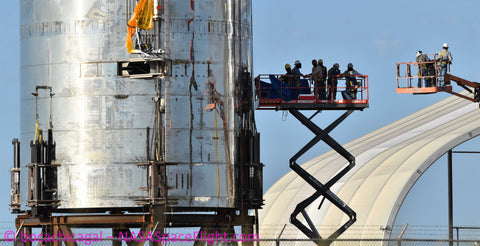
left=416, top=51, right=432, bottom=87
left=318, top=59, right=327, bottom=79
left=327, top=63, right=341, bottom=101
left=285, top=63, right=292, bottom=74
left=306, top=59, right=325, bottom=99
left=341, top=63, right=362, bottom=100
left=291, top=60, right=303, bottom=99
left=317, top=59, right=327, bottom=99
left=436, top=43, right=453, bottom=87
left=280, top=64, right=293, bottom=85
left=292, top=60, right=303, bottom=77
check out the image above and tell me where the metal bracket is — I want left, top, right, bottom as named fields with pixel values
left=135, top=161, right=167, bottom=206
left=288, top=109, right=356, bottom=243
left=117, top=58, right=170, bottom=78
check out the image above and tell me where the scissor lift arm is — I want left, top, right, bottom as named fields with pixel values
left=288, top=109, right=357, bottom=244
left=255, top=73, right=368, bottom=244
left=444, top=74, right=480, bottom=103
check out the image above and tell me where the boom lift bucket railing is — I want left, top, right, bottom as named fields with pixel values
left=396, top=54, right=453, bottom=94
left=396, top=55, right=480, bottom=106
left=255, top=74, right=368, bottom=244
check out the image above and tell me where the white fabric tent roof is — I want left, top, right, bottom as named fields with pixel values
left=259, top=93, right=480, bottom=239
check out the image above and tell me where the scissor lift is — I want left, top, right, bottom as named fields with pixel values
left=256, top=74, right=369, bottom=243
left=396, top=56, right=480, bottom=105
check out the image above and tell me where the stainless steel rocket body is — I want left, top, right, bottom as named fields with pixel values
left=20, top=0, right=253, bottom=210
left=161, top=0, right=253, bottom=208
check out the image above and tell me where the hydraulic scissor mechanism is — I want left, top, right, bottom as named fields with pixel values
left=288, top=109, right=356, bottom=244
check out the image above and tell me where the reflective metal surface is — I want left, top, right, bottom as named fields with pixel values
left=20, top=0, right=150, bottom=209
left=162, top=0, right=253, bottom=208
left=20, top=0, right=254, bottom=209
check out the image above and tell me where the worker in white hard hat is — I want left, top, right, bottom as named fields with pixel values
left=291, top=60, right=303, bottom=99
left=292, top=60, right=303, bottom=76
left=436, top=43, right=453, bottom=87
left=341, top=63, right=362, bottom=100
left=416, top=51, right=432, bottom=87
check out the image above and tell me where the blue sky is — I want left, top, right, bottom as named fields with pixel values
left=1, top=0, right=480, bottom=238
left=252, top=0, right=480, bottom=238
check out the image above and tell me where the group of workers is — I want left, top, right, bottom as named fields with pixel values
left=416, top=43, right=453, bottom=87
left=281, top=60, right=363, bottom=100
left=268, top=43, right=451, bottom=103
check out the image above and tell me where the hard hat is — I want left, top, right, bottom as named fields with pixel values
left=443, top=43, right=449, bottom=48
left=416, top=51, right=422, bottom=57
left=347, top=63, right=353, bottom=69
left=285, top=64, right=291, bottom=69
left=334, top=63, right=339, bottom=68
left=318, top=59, right=323, bottom=64
left=294, top=60, right=301, bottom=65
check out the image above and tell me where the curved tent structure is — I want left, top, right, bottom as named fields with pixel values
left=259, top=92, right=480, bottom=239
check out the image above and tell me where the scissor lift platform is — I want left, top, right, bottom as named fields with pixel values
left=256, top=74, right=369, bottom=111
left=255, top=73, right=370, bottom=244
